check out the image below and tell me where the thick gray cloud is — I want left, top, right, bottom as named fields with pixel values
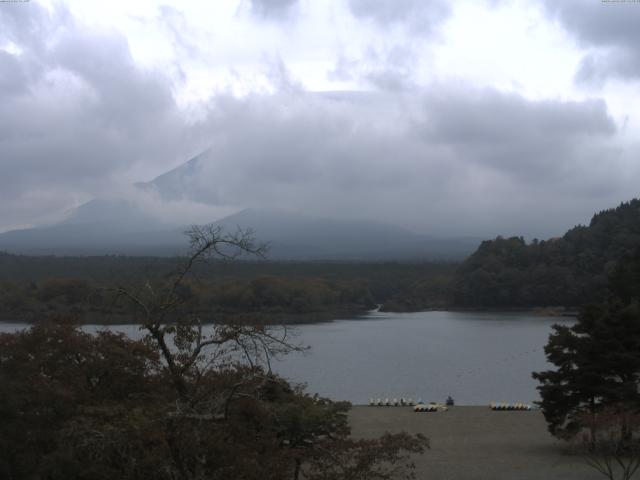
left=141, top=87, right=625, bottom=238
left=419, top=89, right=616, bottom=180
left=0, top=1, right=636, bottom=240
left=247, top=0, right=298, bottom=19
left=0, top=50, right=27, bottom=95
left=0, top=3, right=206, bottom=230
left=348, top=0, right=450, bottom=34
left=335, top=0, right=452, bottom=91
left=541, top=0, right=640, bottom=82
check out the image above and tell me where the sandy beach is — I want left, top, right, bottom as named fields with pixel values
left=349, top=406, right=604, bottom=480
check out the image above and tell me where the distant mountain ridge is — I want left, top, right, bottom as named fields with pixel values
left=0, top=206, right=479, bottom=259
left=212, top=208, right=479, bottom=260
left=0, top=150, right=480, bottom=259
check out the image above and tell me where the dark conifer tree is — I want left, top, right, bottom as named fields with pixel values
left=533, top=249, right=640, bottom=440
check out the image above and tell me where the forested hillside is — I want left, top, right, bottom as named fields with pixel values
left=452, top=199, right=640, bottom=308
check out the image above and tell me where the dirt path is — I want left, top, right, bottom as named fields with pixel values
left=349, top=406, right=604, bottom=480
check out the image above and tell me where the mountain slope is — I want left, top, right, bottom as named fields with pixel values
left=0, top=206, right=479, bottom=259
left=212, top=208, right=479, bottom=260
left=135, top=149, right=217, bottom=203
left=0, top=197, right=184, bottom=255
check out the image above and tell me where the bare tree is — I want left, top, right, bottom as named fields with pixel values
left=115, top=224, right=302, bottom=411
left=108, top=225, right=427, bottom=480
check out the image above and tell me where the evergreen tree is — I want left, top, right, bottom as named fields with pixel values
left=533, top=249, right=640, bottom=440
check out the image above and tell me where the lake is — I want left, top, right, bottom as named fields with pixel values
left=0, top=310, right=571, bottom=405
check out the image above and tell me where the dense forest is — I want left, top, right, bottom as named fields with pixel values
left=0, top=275, right=375, bottom=324
left=451, top=199, right=640, bottom=308
left=0, top=254, right=455, bottom=323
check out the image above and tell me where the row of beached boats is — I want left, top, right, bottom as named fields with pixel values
left=368, top=398, right=534, bottom=412
left=368, top=399, right=450, bottom=412
left=489, top=402, right=533, bottom=410
left=414, top=403, right=448, bottom=412
left=413, top=402, right=533, bottom=412
left=369, top=398, right=420, bottom=406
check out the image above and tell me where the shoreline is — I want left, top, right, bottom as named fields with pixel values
left=0, top=307, right=371, bottom=326
left=379, top=305, right=579, bottom=317
left=0, top=305, right=577, bottom=326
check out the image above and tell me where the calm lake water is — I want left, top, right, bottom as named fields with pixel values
left=0, top=310, right=571, bottom=405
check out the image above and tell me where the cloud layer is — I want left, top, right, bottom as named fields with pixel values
left=542, top=0, right=640, bottom=83
left=348, top=0, right=450, bottom=33
left=0, top=3, right=209, bottom=229
left=0, top=0, right=638, bottom=239
left=248, top=0, right=299, bottom=19
left=139, top=87, right=623, bottom=237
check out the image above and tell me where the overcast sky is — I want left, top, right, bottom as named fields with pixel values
left=1, top=0, right=639, bottom=237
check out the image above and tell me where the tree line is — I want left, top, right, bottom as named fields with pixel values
left=0, top=252, right=456, bottom=321
left=0, top=275, right=377, bottom=324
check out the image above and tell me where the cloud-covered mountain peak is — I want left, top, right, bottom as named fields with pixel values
left=136, top=148, right=215, bottom=203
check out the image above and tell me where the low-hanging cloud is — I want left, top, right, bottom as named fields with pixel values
left=418, top=89, right=616, bottom=180
left=140, top=86, right=626, bottom=238
left=1, top=1, right=637, bottom=240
